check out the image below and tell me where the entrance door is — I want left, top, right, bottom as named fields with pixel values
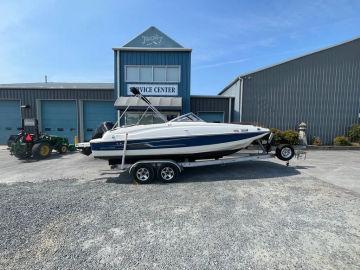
left=125, top=111, right=180, bottom=125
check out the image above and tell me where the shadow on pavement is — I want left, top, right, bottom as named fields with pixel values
left=18, top=151, right=77, bottom=163
left=292, top=165, right=316, bottom=169
left=101, top=160, right=302, bottom=185
left=179, top=161, right=301, bottom=183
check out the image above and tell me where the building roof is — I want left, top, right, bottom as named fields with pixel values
left=218, top=36, right=360, bottom=95
left=0, top=82, right=114, bottom=90
left=190, top=95, right=233, bottom=99
left=113, top=26, right=191, bottom=51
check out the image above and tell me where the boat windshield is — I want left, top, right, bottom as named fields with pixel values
left=170, top=113, right=205, bottom=122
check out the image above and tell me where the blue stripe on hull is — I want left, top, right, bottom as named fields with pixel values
left=91, top=132, right=268, bottom=151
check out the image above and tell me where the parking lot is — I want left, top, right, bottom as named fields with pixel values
left=0, top=147, right=359, bottom=269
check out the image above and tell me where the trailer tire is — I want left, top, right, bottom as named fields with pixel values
left=157, top=163, right=179, bottom=183
left=32, top=142, right=52, bottom=159
left=275, top=144, right=295, bottom=161
left=131, top=164, right=155, bottom=184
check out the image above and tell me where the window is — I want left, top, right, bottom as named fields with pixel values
left=153, top=67, right=166, bottom=82
left=126, top=66, right=139, bottom=81
left=140, top=67, right=152, bottom=82
left=125, top=66, right=180, bottom=82
left=125, top=111, right=180, bottom=125
left=171, top=113, right=204, bottom=122
left=166, top=67, right=180, bottom=82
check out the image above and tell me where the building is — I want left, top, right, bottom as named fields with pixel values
left=113, top=26, right=232, bottom=125
left=0, top=83, right=115, bottom=144
left=0, top=27, right=233, bottom=144
left=219, top=37, right=360, bottom=144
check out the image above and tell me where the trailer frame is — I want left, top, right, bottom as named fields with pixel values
left=78, top=132, right=305, bottom=184
left=110, top=138, right=305, bottom=184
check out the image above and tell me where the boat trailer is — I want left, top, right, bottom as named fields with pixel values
left=109, top=133, right=306, bottom=184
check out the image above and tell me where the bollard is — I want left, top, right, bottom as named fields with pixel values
left=298, top=122, right=307, bottom=146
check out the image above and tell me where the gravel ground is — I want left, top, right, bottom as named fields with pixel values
left=0, top=147, right=359, bottom=269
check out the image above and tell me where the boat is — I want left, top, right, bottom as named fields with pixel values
left=90, top=88, right=270, bottom=163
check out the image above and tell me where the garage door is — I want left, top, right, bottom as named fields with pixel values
left=41, top=100, right=77, bottom=143
left=83, top=101, right=116, bottom=141
left=0, top=100, right=21, bottom=144
left=197, top=112, right=224, bottom=123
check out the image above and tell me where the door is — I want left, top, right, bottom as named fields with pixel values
left=0, top=100, right=21, bottom=144
left=197, top=112, right=225, bottom=123
left=83, top=101, right=116, bottom=141
left=41, top=100, right=77, bottom=143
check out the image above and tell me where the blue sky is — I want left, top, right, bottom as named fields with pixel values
left=1, top=0, right=360, bottom=94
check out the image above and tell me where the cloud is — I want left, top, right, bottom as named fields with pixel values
left=193, top=58, right=249, bottom=70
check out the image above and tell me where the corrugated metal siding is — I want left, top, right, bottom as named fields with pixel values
left=0, top=88, right=114, bottom=119
left=190, top=96, right=233, bottom=123
left=119, top=51, right=191, bottom=113
left=220, top=80, right=241, bottom=122
left=241, top=38, right=360, bottom=144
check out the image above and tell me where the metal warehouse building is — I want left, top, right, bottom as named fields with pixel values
left=220, top=37, right=360, bottom=144
left=0, top=83, right=115, bottom=144
left=0, top=26, right=233, bottom=144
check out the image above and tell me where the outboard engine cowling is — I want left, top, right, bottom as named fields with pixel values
left=92, top=121, right=114, bottom=139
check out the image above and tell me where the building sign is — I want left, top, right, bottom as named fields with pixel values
left=142, top=34, right=163, bottom=46
left=23, top=118, right=37, bottom=127
left=127, top=84, right=178, bottom=96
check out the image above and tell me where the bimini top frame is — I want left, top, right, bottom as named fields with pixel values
left=112, top=87, right=168, bottom=130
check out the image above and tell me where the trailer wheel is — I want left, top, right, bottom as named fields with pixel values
left=275, top=144, right=295, bottom=161
left=32, top=142, right=52, bottom=159
left=131, top=164, right=155, bottom=184
left=58, top=145, right=68, bottom=154
left=157, top=163, right=179, bottom=183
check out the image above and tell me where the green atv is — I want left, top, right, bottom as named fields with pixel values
left=10, top=131, right=75, bottom=160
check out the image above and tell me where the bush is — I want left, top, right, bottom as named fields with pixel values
left=311, top=136, right=322, bottom=146
left=348, top=124, right=360, bottom=142
left=282, top=130, right=300, bottom=145
left=270, top=128, right=299, bottom=145
left=270, top=128, right=282, bottom=144
left=333, top=136, right=351, bottom=146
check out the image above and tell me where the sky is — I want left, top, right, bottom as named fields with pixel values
left=0, top=0, right=360, bottom=95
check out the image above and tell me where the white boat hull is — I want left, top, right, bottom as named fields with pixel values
left=92, top=133, right=266, bottom=158
left=90, top=121, right=269, bottom=162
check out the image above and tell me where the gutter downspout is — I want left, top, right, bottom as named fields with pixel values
left=239, top=77, right=244, bottom=122
left=116, top=50, right=121, bottom=122
left=228, top=97, right=232, bottom=123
